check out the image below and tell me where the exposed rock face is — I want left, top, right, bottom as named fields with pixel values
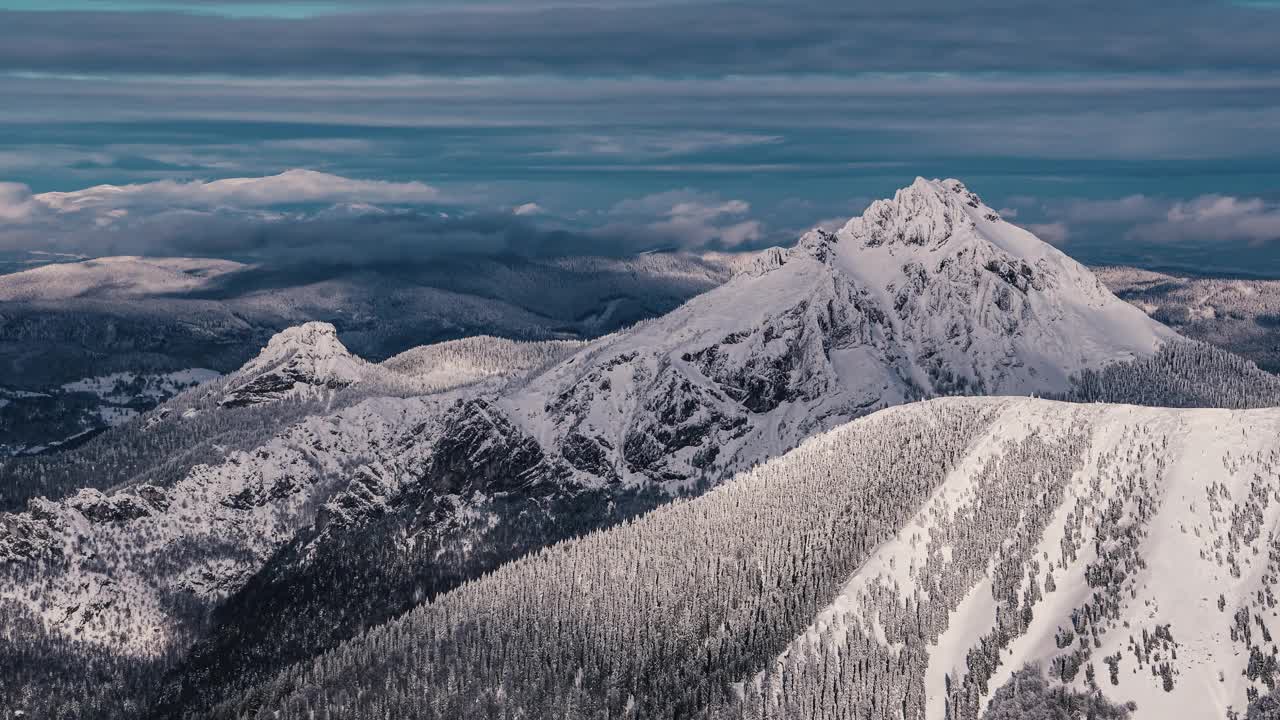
left=426, top=398, right=563, bottom=494
left=66, top=489, right=155, bottom=523
left=561, top=431, right=616, bottom=480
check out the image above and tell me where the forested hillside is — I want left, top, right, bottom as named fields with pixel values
left=198, top=398, right=1280, bottom=720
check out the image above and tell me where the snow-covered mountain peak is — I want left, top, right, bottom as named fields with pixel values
left=255, top=321, right=351, bottom=362
left=812, top=177, right=1166, bottom=345
left=836, top=176, right=983, bottom=250
left=494, top=178, right=1179, bottom=488
left=219, top=321, right=369, bottom=407
left=797, top=177, right=1047, bottom=271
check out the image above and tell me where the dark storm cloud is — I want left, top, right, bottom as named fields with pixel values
left=1, top=1, right=1279, bottom=76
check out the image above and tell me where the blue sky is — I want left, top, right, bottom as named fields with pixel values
left=1, top=0, right=1279, bottom=274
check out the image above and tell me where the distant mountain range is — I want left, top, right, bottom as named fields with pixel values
left=0, top=252, right=744, bottom=456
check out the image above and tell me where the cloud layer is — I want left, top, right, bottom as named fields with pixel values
left=0, top=0, right=1276, bottom=275
left=35, top=169, right=439, bottom=212
left=1, top=2, right=1277, bottom=76
left=1132, top=195, right=1280, bottom=245
left=0, top=170, right=778, bottom=263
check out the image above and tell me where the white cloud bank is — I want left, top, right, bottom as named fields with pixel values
left=0, top=182, right=36, bottom=221
left=1022, top=192, right=1280, bottom=248
left=31, top=169, right=440, bottom=215
left=608, top=189, right=763, bottom=249
left=0, top=169, right=448, bottom=259
left=1113, top=194, right=1280, bottom=245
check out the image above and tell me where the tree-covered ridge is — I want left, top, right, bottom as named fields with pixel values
left=1059, top=339, right=1280, bottom=410
left=195, top=399, right=1280, bottom=720
left=199, top=399, right=1002, bottom=720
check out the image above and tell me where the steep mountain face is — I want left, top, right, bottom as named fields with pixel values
left=504, top=178, right=1174, bottom=486
left=205, top=397, right=1280, bottom=720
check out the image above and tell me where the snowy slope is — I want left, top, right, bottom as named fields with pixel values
left=380, top=336, right=586, bottom=395
left=501, top=178, right=1175, bottom=487
left=0, top=391, right=452, bottom=654
left=0, top=256, right=246, bottom=301
left=757, top=398, right=1280, bottom=720
left=1097, top=265, right=1280, bottom=373
left=212, top=397, right=1280, bottom=720
left=0, top=331, right=586, bottom=658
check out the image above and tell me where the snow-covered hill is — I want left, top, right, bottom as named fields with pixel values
left=0, top=387, right=479, bottom=659
left=0, top=331, right=587, bottom=658
left=380, top=335, right=587, bottom=395
left=209, top=397, right=1280, bottom=720
left=0, top=256, right=246, bottom=302
left=213, top=323, right=586, bottom=408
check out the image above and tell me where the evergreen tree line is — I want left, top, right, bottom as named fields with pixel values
left=1058, top=339, right=1280, bottom=410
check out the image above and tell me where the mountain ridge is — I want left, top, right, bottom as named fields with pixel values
left=196, top=396, right=1280, bottom=720
left=3, top=177, right=1278, bottom=719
